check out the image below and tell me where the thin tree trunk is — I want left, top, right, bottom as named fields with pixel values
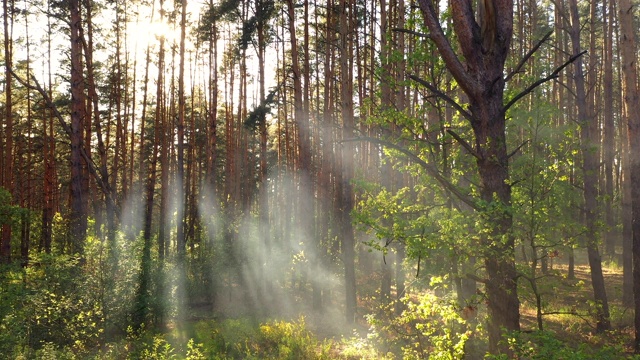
left=568, top=0, right=611, bottom=332
left=602, top=0, right=616, bottom=258
left=1, top=0, right=14, bottom=263
left=339, top=0, right=357, bottom=323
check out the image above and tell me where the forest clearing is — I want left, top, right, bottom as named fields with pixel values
left=2, top=0, right=640, bottom=358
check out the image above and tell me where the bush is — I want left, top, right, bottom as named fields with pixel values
left=192, top=317, right=331, bottom=359
left=488, top=330, right=635, bottom=360
left=366, top=292, right=476, bottom=359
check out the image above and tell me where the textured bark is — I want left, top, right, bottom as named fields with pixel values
left=568, top=0, right=611, bottom=332
left=69, top=0, right=88, bottom=255
left=416, top=0, right=519, bottom=353
left=1, top=0, right=14, bottom=263
left=257, top=0, right=272, bottom=297
left=602, top=0, right=616, bottom=259
left=618, top=0, right=640, bottom=351
left=286, top=0, right=318, bottom=308
left=339, top=0, right=357, bottom=323
left=206, top=3, right=219, bottom=191
left=177, top=0, right=187, bottom=257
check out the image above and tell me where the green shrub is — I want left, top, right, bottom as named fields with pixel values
left=192, top=317, right=331, bottom=359
left=366, top=292, right=476, bottom=359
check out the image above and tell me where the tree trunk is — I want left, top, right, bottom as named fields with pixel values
left=417, top=0, right=520, bottom=353
left=602, top=0, right=616, bottom=259
left=1, top=0, right=14, bottom=263
left=69, top=0, right=88, bottom=255
left=618, top=0, right=640, bottom=350
left=41, top=3, right=55, bottom=253
left=568, top=0, right=611, bottom=332
left=338, top=0, right=357, bottom=323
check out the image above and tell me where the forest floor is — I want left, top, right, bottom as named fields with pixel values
left=517, top=250, right=635, bottom=354
left=176, top=249, right=635, bottom=358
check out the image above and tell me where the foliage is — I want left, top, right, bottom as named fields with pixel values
left=366, top=292, right=478, bottom=359
left=192, top=317, right=331, bottom=359
left=0, top=253, right=103, bottom=356
left=0, top=187, right=23, bottom=226
left=488, top=330, right=636, bottom=360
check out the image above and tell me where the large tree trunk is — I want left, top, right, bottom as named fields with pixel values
left=417, top=0, right=519, bottom=353
left=618, top=0, right=640, bottom=351
left=69, top=0, right=88, bottom=255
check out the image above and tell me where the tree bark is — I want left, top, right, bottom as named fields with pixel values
left=568, top=0, right=611, bottom=332
left=69, top=0, right=88, bottom=255
left=1, top=0, right=14, bottom=263
left=339, top=0, right=357, bottom=323
left=416, top=0, right=519, bottom=352
left=602, top=0, right=616, bottom=259
left=618, top=0, right=640, bottom=350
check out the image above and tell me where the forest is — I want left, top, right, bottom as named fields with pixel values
left=2, top=0, right=640, bottom=358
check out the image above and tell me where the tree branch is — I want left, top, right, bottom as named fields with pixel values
left=415, top=0, right=481, bottom=99
left=507, top=140, right=530, bottom=158
left=343, top=136, right=478, bottom=211
left=446, top=129, right=482, bottom=160
left=466, top=272, right=488, bottom=284
left=391, top=27, right=429, bottom=38
left=505, top=30, right=554, bottom=83
left=408, top=73, right=474, bottom=123
left=504, top=50, right=587, bottom=112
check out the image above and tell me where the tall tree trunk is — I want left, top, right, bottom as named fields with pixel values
left=41, top=1, right=55, bottom=253
left=417, top=0, right=519, bottom=353
left=206, top=5, right=218, bottom=191
left=83, top=0, right=116, bottom=246
left=257, top=0, right=271, bottom=297
left=286, top=0, right=315, bottom=304
left=338, top=0, right=357, bottom=323
left=69, top=0, right=88, bottom=255
left=21, top=4, right=32, bottom=266
left=568, top=0, right=611, bottom=332
left=618, top=0, right=640, bottom=351
left=177, top=0, right=187, bottom=258
left=1, top=0, right=14, bottom=263
left=602, top=0, right=616, bottom=259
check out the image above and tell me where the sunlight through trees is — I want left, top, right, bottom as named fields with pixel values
left=1, top=0, right=639, bottom=358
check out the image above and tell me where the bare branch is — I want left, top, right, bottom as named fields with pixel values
left=504, top=50, right=587, bottom=112
left=466, top=272, right=488, bottom=284
left=391, top=27, right=430, bottom=38
left=446, top=129, right=482, bottom=160
left=507, top=140, right=530, bottom=158
left=505, top=30, right=554, bottom=83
